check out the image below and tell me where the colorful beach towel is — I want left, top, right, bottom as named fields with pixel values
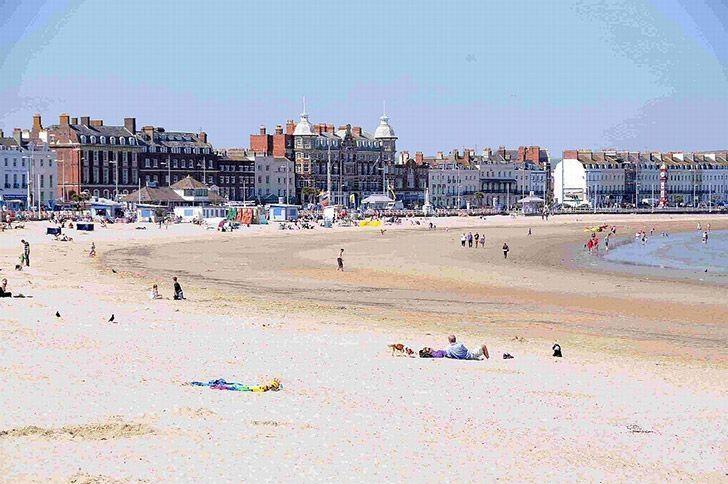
left=190, top=378, right=281, bottom=392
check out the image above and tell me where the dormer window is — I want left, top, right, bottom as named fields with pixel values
left=129, top=137, right=135, bottom=145
left=111, top=137, right=116, bottom=144
left=100, top=136, right=106, bottom=144
left=120, top=137, right=126, bottom=145
left=81, top=136, right=87, bottom=143
left=91, top=136, right=96, bottom=144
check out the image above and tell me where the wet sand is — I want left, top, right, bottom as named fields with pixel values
left=1, top=214, right=727, bottom=481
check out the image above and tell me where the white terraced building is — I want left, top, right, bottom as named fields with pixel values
left=0, top=128, right=57, bottom=210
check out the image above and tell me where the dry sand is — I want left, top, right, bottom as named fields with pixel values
left=0, top=214, right=726, bottom=482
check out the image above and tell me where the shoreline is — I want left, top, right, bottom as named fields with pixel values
left=1, top=213, right=727, bottom=481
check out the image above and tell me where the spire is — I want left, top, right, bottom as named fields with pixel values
left=374, top=103, right=395, bottom=139
left=293, top=96, right=314, bottom=136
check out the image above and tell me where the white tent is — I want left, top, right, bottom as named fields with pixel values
left=360, top=194, right=394, bottom=210
left=518, top=194, right=545, bottom=215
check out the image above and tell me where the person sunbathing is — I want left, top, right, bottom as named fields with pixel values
left=444, top=335, right=489, bottom=360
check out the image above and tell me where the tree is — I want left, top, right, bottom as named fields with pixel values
left=301, top=186, right=318, bottom=204
left=473, top=191, right=485, bottom=207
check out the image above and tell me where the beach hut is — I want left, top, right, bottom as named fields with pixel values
left=267, top=203, right=299, bottom=222
left=518, top=194, right=545, bottom=215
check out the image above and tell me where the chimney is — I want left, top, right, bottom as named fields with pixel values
left=415, top=152, right=424, bottom=165
left=124, top=117, right=136, bottom=134
left=80, top=116, right=90, bottom=126
left=259, top=125, right=266, bottom=135
left=60, top=113, right=70, bottom=126
left=199, top=132, right=207, bottom=144
left=436, top=151, right=444, bottom=160
left=71, top=117, right=78, bottom=125
left=13, top=128, right=22, bottom=144
left=90, top=119, right=103, bottom=127
left=352, top=126, right=362, bottom=137
left=285, top=120, right=296, bottom=135
left=275, top=125, right=283, bottom=135
left=142, top=125, right=155, bottom=141
left=32, top=113, right=43, bottom=131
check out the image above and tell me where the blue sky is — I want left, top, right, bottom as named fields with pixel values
left=1, top=0, right=727, bottom=156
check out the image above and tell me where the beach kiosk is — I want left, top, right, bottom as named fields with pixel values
left=267, top=203, right=299, bottom=222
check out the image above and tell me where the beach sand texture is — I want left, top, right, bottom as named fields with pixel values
left=1, top=214, right=726, bottom=482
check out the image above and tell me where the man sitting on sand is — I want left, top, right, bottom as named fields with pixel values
left=445, top=335, right=489, bottom=360
left=0, top=278, right=12, bottom=297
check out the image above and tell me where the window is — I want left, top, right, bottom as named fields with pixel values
left=40, top=175, right=44, bottom=188
left=120, top=137, right=126, bottom=145
left=100, top=136, right=106, bottom=144
left=111, top=137, right=116, bottom=145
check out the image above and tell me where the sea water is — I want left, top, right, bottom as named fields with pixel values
left=604, top=229, right=728, bottom=274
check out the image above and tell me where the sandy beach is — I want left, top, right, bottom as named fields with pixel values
left=1, top=214, right=726, bottom=482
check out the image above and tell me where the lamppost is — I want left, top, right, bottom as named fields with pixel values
left=109, top=158, right=119, bottom=201
left=161, top=157, right=171, bottom=186
left=280, top=163, right=290, bottom=203
left=198, top=159, right=207, bottom=185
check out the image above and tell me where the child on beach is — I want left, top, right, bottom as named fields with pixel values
left=337, top=249, right=344, bottom=271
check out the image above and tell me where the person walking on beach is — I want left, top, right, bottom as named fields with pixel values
left=474, top=233, right=479, bottom=247
left=89, top=242, right=96, bottom=257
left=460, top=233, right=466, bottom=247
left=337, top=249, right=344, bottom=271
left=528, top=227, right=532, bottom=236
left=467, top=232, right=473, bottom=248
left=172, top=277, right=185, bottom=300
left=20, top=240, right=30, bottom=267
left=502, top=242, right=510, bottom=259
left=697, top=222, right=702, bottom=232
left=480, top=233, right=486, bottom=248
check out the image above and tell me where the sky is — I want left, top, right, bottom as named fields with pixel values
left=1, top=0, right=727, bottom=157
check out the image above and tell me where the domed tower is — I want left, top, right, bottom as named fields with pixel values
left=292, top=97, right=317, bottom=202
left=374, top=102, right=397, bottom=165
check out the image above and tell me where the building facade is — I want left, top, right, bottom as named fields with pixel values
left=0, top=128, right=57, bottom=209
left=33, top=114, right=217, bottom=202
left=428, top=163, right=480, bottom=209
left=136, top=126, right=216, bottom=189
left=216, top=149, right=255, bottom=202
left=251, top=108, right=396, bottom=206
left=254, top=155, right=295, bottom=203
left=391, top=152, right=429, bottom=208
left=560, top=149, right=728, bottom=207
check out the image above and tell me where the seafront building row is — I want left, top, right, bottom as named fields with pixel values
left=1, top=112, right=727, bottom=210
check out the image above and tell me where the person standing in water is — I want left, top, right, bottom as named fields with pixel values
left=502, top=242, right=510, bottom=259
left=702, top=231, right=708, bottom=244
left=337, top=249, right=344, bottom=271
